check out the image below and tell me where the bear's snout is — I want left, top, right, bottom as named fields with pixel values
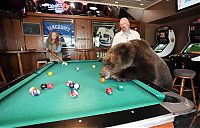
left=100, top=66, right=111, bottom=79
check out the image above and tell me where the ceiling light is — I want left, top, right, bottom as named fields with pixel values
left=115, top=1, right=119, bottom=4
left=140, top=3, right=144, bottom=6
left=90, top=7, right=97, bottom=10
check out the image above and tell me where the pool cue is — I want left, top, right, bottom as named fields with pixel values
left=48, top=49, right=68, bottom=65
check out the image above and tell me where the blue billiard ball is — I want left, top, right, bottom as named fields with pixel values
left=32, top=89, right=40, bottom=96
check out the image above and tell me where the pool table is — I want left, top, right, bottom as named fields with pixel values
left=0, top=60, right=197, bottom=128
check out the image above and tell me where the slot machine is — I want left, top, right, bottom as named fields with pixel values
left=154, top=26, right=175, bottom=58
left=169, top=18, right=200, bottom=102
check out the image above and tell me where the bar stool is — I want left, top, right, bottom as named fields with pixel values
left=172, top=69, right=196, bottom=104
left=36, top=58, right=50, bottom=68
left=75, top=49, right=92, bottom=60
left=0, top=65, right=7, bottom=86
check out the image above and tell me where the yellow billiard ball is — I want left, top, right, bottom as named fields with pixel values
left=47, top=72, right=53, bottom=76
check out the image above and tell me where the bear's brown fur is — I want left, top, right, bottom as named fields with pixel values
left=101, top=39, right=173, bottom=90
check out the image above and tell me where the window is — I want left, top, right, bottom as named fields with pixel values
left=22, top=22, right=41, bottom=35
left=43, top=20, right=75, bottom=48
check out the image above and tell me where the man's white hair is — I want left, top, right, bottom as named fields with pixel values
left=120, top=17, right=130, bottom=26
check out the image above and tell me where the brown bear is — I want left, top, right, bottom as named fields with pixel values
left=101, top=39, right=173, bottom=90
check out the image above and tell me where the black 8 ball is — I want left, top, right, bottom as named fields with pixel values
left=41, top=83, right=47, bottom=90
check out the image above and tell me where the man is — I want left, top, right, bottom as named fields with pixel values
left=111, top=17, right=141, bottom=47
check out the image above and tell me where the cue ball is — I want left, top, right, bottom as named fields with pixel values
left=70, top=90, right=78, bottom=97
left=75, top=67, right=80, bottom=71
left=106, top=88, right=113, bottom=95
left=41, top=83, right=47, bottom=90
left=73, top=83, right=80, bottom=90
left=92, top=64, right=96, bottom=68
left=32, top=89, right=40, bottom=96
left=47, top=72, right=53, bottom=76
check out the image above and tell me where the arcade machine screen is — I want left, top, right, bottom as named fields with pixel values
left=183, top=43, right=200, bottom=54
left=154, top=26, right=172, bottom=53
left=154, top=44, right=168, bottom=53
left=183, top=20, right=200, bottom=54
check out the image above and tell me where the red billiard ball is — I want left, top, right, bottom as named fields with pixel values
left=66, top=81, right=73, bottom=87
left=70, top=90, right=78, bottom=97
left=106, top=88, right=113, bottom=95
left=47, top=83, right=54, bottom=89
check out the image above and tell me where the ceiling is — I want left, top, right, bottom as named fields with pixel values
left=68, top=0, right=162, bottom=9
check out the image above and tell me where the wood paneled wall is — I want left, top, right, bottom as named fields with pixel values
left=0, top=12, right=141, bottom=82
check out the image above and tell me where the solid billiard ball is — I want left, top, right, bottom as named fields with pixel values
left=70, top=90, right=78, bottom=97
left=106, top=88, right=113, bottom=95
left=32, top=89, right=40, bottom=96
left=73, top=83, right=80, bottom=90
left=29, top=87, right=37, bottom=94
left=47, top=72, right=53, bottom=76
left=69, top=82, right=75, bottom=89
left=100, top=77, right=106, bottom=83
left=92, top=64, right=96, bottom=69
left=117, top=85, right=124, bottom=90
left=47, top=83, right=54, bottom=89
left=41, top=83, right=47, bottom=90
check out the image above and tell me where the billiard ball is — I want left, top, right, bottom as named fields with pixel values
left=62, top=62, right=68, bottom=66
left=32, top=89, right=40, bottom=96
left=66, top=81, right=73, bottom=87
left=70, top=90, right=78, bottom=97
left=47, top=72, right=53, bottom=76
left=69, top=82, right=75, bottom=89
left=41, top=83, right=47, bottom=90
left=92, top=64, right=96, bottom=69
left=117, top=85, right=124, bottom=90
left=73, top=83, right=80, bottom=90
left=106, top=88, right=112, bottom=95
left=75, top=67, right=80, bottom=71
left=100, top=77, right=106, bottom=83
left=47, top=83, right=54, bottom=89
left=29, top=87, right=37, bottom=94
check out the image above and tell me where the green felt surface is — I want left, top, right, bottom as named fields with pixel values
left=0, top=60, right=165, bottom=127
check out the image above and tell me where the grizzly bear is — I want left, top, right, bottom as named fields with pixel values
left=101, top=39, right=173, bottom=90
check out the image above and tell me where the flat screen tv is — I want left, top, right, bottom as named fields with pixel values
left=176, top=0, right=200, bottom=11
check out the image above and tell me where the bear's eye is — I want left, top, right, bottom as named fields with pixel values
left=105, top=63, right=114, bottom=69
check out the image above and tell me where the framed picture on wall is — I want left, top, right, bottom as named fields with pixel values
left=22, top=22, right=41, bottom=35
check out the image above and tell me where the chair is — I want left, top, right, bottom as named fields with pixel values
left=36, top=58, right=50, bottom=69
left=75, top=49, right=92, bottom=60
left=172, top=69, right=196, bottom=104
left=0, top=65, right=7, bottom=86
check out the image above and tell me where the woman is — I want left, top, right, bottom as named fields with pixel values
left=44, top=31, right=62, bottom=61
